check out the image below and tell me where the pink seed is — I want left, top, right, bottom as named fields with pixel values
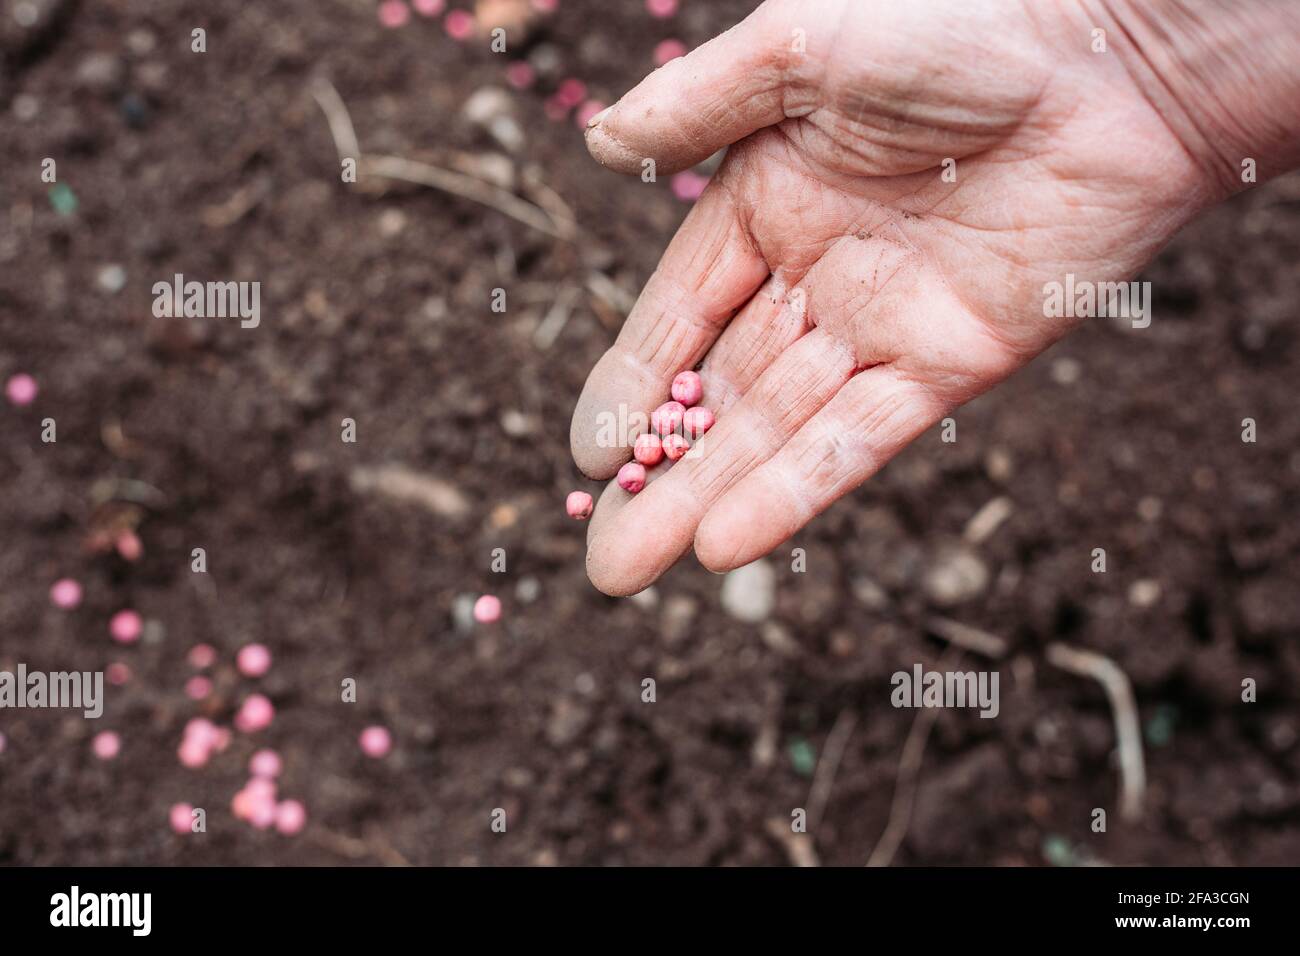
left=169, top=802, right=194, bottom=834
left=531, top=0, right=559, bottom=12
left=671, top=370, right=703, bottom=407
left=574, top=99, right=606, bottom=128
left=565, top=491, right=594, bottom=520
left=106, top=662, right=131, bottom=685
left=617, top=461, right=647, bottom=494
left=231, top=787, right=254, bottom=820
left=412, top=0, right=445, bottom=15
left=683, top=405, right=715, bottom=438
left=555, top=77, right=587, bottom=108
left=5, top=373, right=37, bottom=406
left=109, top=609, right=142, bottom=644
left=646, top=0, right=678, bottom=18
left=360, top=725, right=393, bottom=758
left=250, top=748, right=283, bottom=779
left=184, top=717, right=218, bottom=745
left=49, top=578, right=83, bottom=609
left=184, top=675, right=212, bottom=700
left=444, top=9, right=475, bottom=39
left=213, top=726, right=232, bottom=752
left=246, top=777, right=278, bottom=803
left=505, top=60, right=536, bottom=90
left=114, top=530, right=143, bottom=562
left=662, top=433, right=690, bottom=461
left=633, top=432, right=664, bottom=467
left=543, top=94, right=570, bottom=121
left=651, top=401, right=685, bottom=436
left=248, top=796, right=276, bottom=830
left=671, top=170, right=709, bottom=202
left=188, top=643, right=216, bottom=669
left=235, top=693, right=274, bottom=733
left=377, top=0, right=410, bottom=29
left=178, top=738, right=209, bottom=769
left=237, top=643, right=272, bottom=678
left=654, top=38, right=687, bottom=66
left=275, top=799, right=307, bottom=835
left=92, top=730, right=120, bottom=760
left=473, top=594, right=502, bottom=623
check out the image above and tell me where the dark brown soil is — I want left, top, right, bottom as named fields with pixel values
left=1, top=0, right=1298, bottom=866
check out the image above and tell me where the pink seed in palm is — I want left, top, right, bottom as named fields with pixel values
left=360, top=725, right=393, bottom=758
left=633, top=432, right=664, bottom=467
left=651, top=401, right=685, bottom=436
left=49, top=578, right=82, bottom=609
left=565, top=491, right=594, bottom=520
left=671, top=370, right=703, bottom=406
left=109, top=609, right=142, bottom=644
left=237, top=643, right=272, bottom=677
left=617, top=461, right=647, bottom=493
left=683, top=406, right=715, bottom=438
left=662, top=433, right=690, bottom=461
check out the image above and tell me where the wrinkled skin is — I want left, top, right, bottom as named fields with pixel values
left=569, top=0, right=1267, bottom=596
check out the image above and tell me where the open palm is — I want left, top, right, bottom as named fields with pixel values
left=570, top=0, right=1215, bottom=595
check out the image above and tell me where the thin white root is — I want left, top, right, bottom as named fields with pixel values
left=807, top=709, right=858, bottom=832
left=1046, top=642, right=1146, bottom=823
left=926, top=615, right=1008, bottom=658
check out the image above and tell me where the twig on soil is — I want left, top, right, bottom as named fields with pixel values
left=533, top=285, right=582, bottom=350
left=764, top=817, right=820, bottom=868
left=807, top=708, right=857, bottom=832
left=866, top=646, right=960, bottom=867
left=925, top=615, right=1008, bottom=658
left=309, top=76, right=361, bottom=166
left=310, top=77, right=573, bottom=241
left=1046, top=642, right=1146, bottom=822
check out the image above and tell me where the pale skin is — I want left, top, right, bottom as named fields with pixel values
left=570, top=0, right=1300, bottom=596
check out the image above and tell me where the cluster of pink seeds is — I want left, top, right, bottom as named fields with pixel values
left=616, top=370, right=715, bottom=495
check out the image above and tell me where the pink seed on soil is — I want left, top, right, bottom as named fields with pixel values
left=412, top=0, right=445, bottom=15
left=671, top=370, right=703, bottom=406
left=169, top=802, right=194, bottom=834
left=49, top=578, right=82, bottom=609
left=565, top=491, right=594, bottom=520
left=92, top=730, right=120, bottom=760
left=683, top=405, right=715, bottom=438
left=651, top=401, right=685, bottom=436
left=275, top=799, right=307, bottom=835
left=654, top=38, right=687, bottom=65
left=543, top=94, right=570, bottom=121
left=556, top=77, right=587, bottom=108
left=237, top=643, right=272, bottom=678
left=246, top=777, right=278, bottom=802
left=5, top=373, right=37, bottom=406
left=184, top=717, right=218, bottom=744
left=662, top=433, right=690, bottom=461
left=115, top=530, right=143, bottom=561
left=184, top=675, right=212, bottom=701
left=360, top=725, right=393, bottom=758
left=574, top=99, right=606, bottom=128
left=444, top=9, right=475, bottom=39
left=531, top=0, right=559, bottom=12
left=213, top=726, right=232, bottom=751
left=473, top=594, right=501, bottom=623
left=106, top=662, right=131, bottom=685
left=617, top=461, right=647, bottom=493
left=109, top=609, right=142, bottom=644
left=250, top=749, right=282, bottom=779
left=633, top=432, right=664, bottom=467
left=646, top=0, right=678, bottom=19
left=235, top=693, right=274, bottom=733
left=188, top=643, right=216, bottom=669
left=505, top=60, right=536, bottom=89
left=378, top=0, right=410, bottom=29
left=248, top=797, right=276, bottom=830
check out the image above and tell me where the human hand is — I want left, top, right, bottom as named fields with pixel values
left=570, top=0, right=1300, bottom=596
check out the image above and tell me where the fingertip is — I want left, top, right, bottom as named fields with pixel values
left=694, top=496, right=752, bottom=573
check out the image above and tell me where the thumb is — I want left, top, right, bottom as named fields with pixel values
left=584, top=0, right=813, bottom=176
